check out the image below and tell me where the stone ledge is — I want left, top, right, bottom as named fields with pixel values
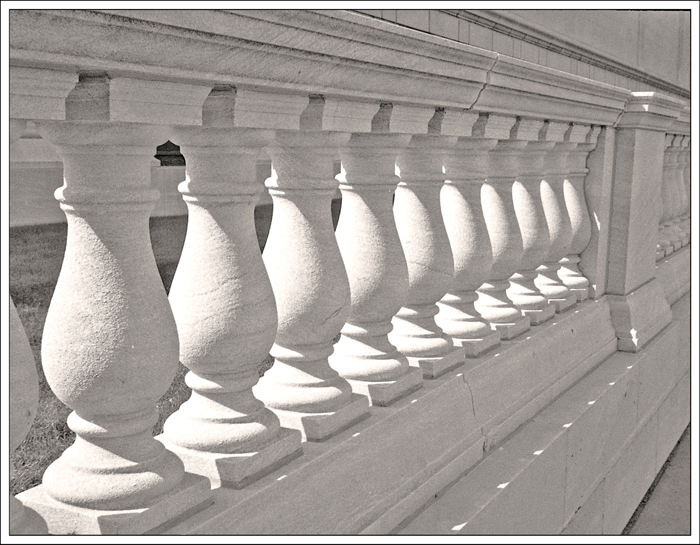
left=164, top=372, right=482, bottom=534
left=461, top=297, right=618, bottom=448
left=398, top=292, right=689, bottom=534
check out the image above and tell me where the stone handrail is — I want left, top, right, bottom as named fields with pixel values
left=9, top=9, right=689, bottom=535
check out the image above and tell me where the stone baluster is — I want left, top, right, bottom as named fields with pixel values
left=657, top=135, right=679, bottom=257
left=328, top=103, right=424, bottom=406
left=436, top=111, right=502, bottom=356
left=253, top=96, right=371, bottom=441
left=10, top=299, right=48, bottom=535
left=559, top=125, right=601, bottom=301
left=667, top=135, right=687, bottom=249
left=679, top=136, right=691, bottom=243
left=9, top=118, right=48, bottom=535
left=474, top=114, right=531, bottom=340
left=506, top=118, right=556, bottom=325
left=656, top=135, right=676, bottom=258
left=158, top=87, right=302, bottom=488
left=534, top=122, right=578, bottom=313
left=17, top=75, right=212, bottom=535
left=389, top=108, right=466, bottom=379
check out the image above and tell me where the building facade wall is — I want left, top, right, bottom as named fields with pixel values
left=355, top=9, right=690, bottom=100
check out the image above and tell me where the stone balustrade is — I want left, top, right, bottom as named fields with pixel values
left=9, top=9, right=689, bottom=536
left=657, top=128, right=691, bottom=260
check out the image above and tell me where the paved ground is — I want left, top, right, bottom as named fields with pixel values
left=624, top=424, right=691, bottom=535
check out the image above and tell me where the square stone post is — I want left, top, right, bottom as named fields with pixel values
left=607, top=92, right=686, bottom=352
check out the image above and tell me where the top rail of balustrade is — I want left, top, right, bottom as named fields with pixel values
left=10, top=9, right=638, bottom=127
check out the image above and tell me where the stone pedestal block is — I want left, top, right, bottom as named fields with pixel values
left=158, top=428, right=303, bottom=489
left=608, top=280, right=672, bottom=352
left=32, top=114, right=212, bottom=533
left=18, top=473, right=212, bottom=536
left=10, top=295, right=48, bottom=535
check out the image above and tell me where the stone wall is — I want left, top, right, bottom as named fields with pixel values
left=355, top=9, right=690, bottom=100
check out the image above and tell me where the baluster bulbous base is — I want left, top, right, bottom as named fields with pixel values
left=19, top=411, right=212, bottom=535
left=507, top=270, right=557, bottom=325
left=391, top=304, right=466, bottom=378
left=19, top=120, right=212, bottom=534
left=669, top=218, right=686, bottom=249
left=558, top=255, right=590, bottom=302
left=436, top=292, right=501, bottom=356
left=475, top=280, right=531, bottom=339
left=535, top=262, right=577, bottom=312
left=160, top=371, right=302, bottom=488
left=158, top=127, right=303, bottom=486
left=658, top=223, right=677, bottom=256
left=330, top=139, right=423, bottom=406
left=10, top=298, right=46, bottom=534
left=253, top=348, right=370, bottom=441
left=41, top=411, right=184, bottom=510
left=255, top=133, right=370, bottom=441
left=330, top=322, right=423, bottom=406
left=252, top=306, right=370, bottom=442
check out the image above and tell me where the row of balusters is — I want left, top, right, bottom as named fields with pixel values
left=657, top=133, right=691, bottom=260
left=11, top=108, right=620, bottom=531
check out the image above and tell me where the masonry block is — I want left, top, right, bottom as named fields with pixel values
left=463, top=423, right=567, bottom=534
left=655, top=371, right=690, bottom=473
left=635, top=320, right=681, bottom=425
left=655, top=246, right=690, bottom=304
left=602, top=411, right=658, bottom=534
left=608, top=280, right=672, bottom=352
left=396, top=10, right=429, bottom=32
left=562, top=355, right=640, bottom=517
left=429, top=10, right=458, bottom=40
left=398, top=418, right=568, bottom=535
left=561, top=478, right=604, bottom=534
left=464, top=299, right=616, bottom=447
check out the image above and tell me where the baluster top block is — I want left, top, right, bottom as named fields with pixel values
left=669, top=105, right=691, bottom=136
left=10, top=67, right=78, bottom=120
left=439, top=110, right=480, bottom=137
left=472, top=113, right=517, bottom=141
left=510, top=118, right=544, bottom=142
left=57, top=74, right=211, bottom=125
